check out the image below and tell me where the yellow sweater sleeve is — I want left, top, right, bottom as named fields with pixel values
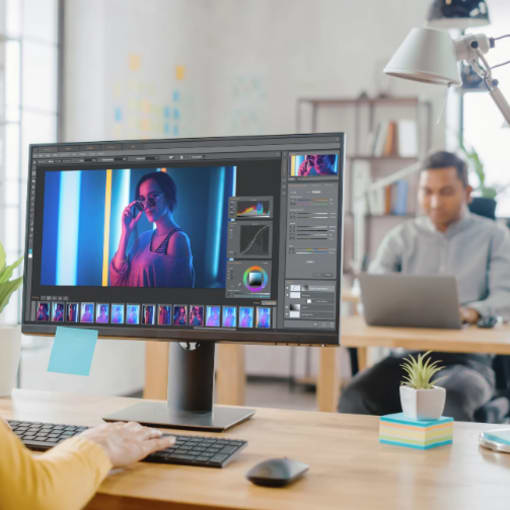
left=0, top=420, right=113, bottom=510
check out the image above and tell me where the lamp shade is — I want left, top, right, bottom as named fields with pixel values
left=384, top=27, right=461, bottom=86
left=427, top=0, right=490, bottom=30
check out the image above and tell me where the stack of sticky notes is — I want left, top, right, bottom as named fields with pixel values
left=379, top=413, right=453, bottom=449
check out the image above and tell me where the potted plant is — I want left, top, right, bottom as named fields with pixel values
left=399, top=351, right=446, bottom=420
left=459, top=142, right=506, bottom=220
left=0, top=241, right=23, bottom=396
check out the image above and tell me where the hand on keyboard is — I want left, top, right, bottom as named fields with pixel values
left=80, top=421, right=175, bottom=467
left=8, top=420, right=247, bottom=468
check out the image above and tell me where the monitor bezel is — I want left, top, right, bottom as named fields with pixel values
left=21, top=133, right=344, bottom=346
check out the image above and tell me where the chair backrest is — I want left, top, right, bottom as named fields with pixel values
left=493, top=355, right=510, bottom=394
left=468, top=197, right=496, bottom=220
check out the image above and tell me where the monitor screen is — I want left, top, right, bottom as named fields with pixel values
left=22, top=133, right=344, bottom=345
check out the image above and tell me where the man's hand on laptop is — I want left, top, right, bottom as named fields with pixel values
left=459, top=307, right=480, bottom=324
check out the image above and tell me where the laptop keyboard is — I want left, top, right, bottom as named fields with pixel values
left=7, top=419, right=247, bottom=468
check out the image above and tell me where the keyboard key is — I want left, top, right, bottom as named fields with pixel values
left=209, top=454, right=230, bottom=465
left=219, top=446, right=238, bottom=454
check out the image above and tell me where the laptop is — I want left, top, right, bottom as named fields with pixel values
left=358, top=273, right=462, bottom=329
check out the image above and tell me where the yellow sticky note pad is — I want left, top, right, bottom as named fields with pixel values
left=129, top=54, right=141, bottom=71
left=176, top=65, right=186, bottom=80
left=141, top=99, right=151, bottom=114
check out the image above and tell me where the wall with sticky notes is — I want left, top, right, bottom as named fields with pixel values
left=64, top=0, right=446, bottom=146
left=59, top=0, right=447, bottom=392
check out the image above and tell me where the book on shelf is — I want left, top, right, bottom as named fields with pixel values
left=391, top=179, right=409, bottom=215
left=383, top=121, right=398, bottom=156
left=350, top=159, right=410, bottom=217
left=375, top=179, right=409, bottom=216
left=371, top=119, right=418, bottom=158
left=397, top=119, right=418, bottom=157
left=372, top=121, right=388, bottom=157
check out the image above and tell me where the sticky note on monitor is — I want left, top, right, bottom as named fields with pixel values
left=47, top=326, right=98, bottom=376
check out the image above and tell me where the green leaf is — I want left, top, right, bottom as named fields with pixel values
left=400, top=351, right=444, bottom=389
left=0, top=242, right=5, bottom=273
left=481, top=187, right=497, bottom=200
left=0, top=276, right=23, bottom=315
left=0, top=255, right=23, bottom=283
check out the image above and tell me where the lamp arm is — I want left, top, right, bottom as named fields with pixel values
left=471, top=48, right=510, bottom=125
left=486, top=83, right=510, bottom=125
left=356, top=162, right=421, bottom=197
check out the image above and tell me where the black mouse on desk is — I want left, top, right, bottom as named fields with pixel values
left=246, top=457, right=309, bottom=487
left=477, top=315, right=498, bottom=329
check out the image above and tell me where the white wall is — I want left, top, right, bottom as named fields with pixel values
left=57, top=0, right=448, bottom=393
left=64, top=0, right=447, bottom=144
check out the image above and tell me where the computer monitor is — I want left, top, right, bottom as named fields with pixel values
left=22, top=133, right=345, bottom=430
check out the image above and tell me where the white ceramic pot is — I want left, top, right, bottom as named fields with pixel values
left=0, top=326, right=21, bottom=396
left=399, top=384, right=446, bottom=420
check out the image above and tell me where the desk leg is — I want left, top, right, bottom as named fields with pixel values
left=216, top=344, right=245, bottom=405
left=357, top=347, right=368, bottom=372
left=317, top=347, right=339, bottom=412
left=144, top=341, right=169, bottom=400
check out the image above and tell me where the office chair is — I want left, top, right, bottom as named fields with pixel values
left=468, top=199, right=510, bottom=422
left=475, top=356, right=510, bottom=423
left=468, top=196, right=496, bottom=220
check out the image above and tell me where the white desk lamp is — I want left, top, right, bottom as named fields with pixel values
left=384, top=27, right=510, bottom=125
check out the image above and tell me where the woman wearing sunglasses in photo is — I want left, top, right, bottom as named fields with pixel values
left=110, top=171, right=195, bottom=288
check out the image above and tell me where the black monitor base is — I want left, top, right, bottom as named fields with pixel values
left=103, top=341, right=255, bottom=432
left=104, top=402, right=254, bottom=432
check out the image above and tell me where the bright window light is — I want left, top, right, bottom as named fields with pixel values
left=464, top=1, right=510, bottom=216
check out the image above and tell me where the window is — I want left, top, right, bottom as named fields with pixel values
left=463, top=1, right=510, bottom=216
left=0, top=0, right=61, bottom=323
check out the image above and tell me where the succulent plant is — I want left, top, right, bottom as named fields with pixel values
left=400, top=351, right=444, bottom=390
left=0, top=242, right=23, bottom=315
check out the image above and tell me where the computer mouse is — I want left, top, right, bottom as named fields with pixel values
left=477, top=315, right=498, bottom=329
left=246, top=457, right=309, bottom=487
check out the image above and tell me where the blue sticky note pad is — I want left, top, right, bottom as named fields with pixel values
left=380, top=413, right=453, bottom=427
left=48, top=326, right=98, bottom=376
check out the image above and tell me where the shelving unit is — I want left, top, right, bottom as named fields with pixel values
left=296, top=95, right=432, bottom=271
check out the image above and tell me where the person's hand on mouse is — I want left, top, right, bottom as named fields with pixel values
left=80, top=421, right=175, bottom=467
left=459, top=307, right=480, bottom=324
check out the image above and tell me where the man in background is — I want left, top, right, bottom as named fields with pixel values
left=339, top=151, right=510, bottom=421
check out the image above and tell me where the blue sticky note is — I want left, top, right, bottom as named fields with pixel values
left=114, top=107, right=123, bottom=122
left=48, top=326, right=98, bottom=376
left=173, top=90, right=180, bottom=102
left=163, top=106, right=171, bottom=118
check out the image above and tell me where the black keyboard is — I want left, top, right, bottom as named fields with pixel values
left=7, top=419, right=247, bottom=468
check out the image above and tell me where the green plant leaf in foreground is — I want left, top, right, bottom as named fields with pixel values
left=0, top=240, right=23, bottom=316
left=0, top=276, right=23, bottom=315
left=0, top=254, right=23, bottom=283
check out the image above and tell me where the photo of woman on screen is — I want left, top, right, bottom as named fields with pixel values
left=110, top=172, right=195, bottom=288
left=298, top=154, right=338, bottom=177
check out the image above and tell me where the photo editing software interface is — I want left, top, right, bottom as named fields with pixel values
left=22, top=134, right=344, bottom=343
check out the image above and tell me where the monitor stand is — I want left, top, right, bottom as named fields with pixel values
left=103, top=341, right=255, bottom=432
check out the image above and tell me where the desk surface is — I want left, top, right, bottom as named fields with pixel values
left=341, top=315, right=510, bottom=354
left=2, top=390, right=510, bottom=510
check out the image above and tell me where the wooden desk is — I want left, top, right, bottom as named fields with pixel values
left=2, top=390, right=510, bottom=510
left=341, top=315, right=510, bottom=355
left=314, top=316, right=510, bottom=413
